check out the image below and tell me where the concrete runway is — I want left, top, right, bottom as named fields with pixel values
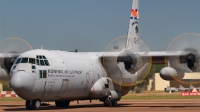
left=0, top=99, right=199, bottom=112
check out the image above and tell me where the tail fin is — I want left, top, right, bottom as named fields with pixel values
left=126, top=0, right=140, bottom=52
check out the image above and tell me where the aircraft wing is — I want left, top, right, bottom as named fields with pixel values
left=100, top=51, right=188, bottom=65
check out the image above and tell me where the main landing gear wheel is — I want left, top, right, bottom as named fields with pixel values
left=25, top=100, right=32, bottom=110
left=55, top=101, right=70, bottom=107
left=103, top=96, right=111, bottom=107
left=32, top=99, right=41, bottom=110
left=111, top=101, right=117, bottom=106
left=25, top=99, right=41, bottom=110
left=103, top=96, right=118, bottom=107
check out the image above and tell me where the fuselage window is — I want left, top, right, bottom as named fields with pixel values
left=43, top=70, right=47, bottom=78
left=29, top=58, right=35, bottom=64
left=32, top=65, right=36, bottom=69
left=44, top=60, right=50, bottom=66
left=21, top=58, right=28, bottom=63
left=36, top=55, right=39, bottom=59
left=40, top=60, right=45, bottom=66
left=15, top=58, right=21, bottom=64
left=39, top=70, right=42, bottom=78
left=36, top=59, right=40, bottom=65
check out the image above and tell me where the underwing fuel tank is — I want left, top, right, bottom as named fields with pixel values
left=159, top=67, right=185, bottom=80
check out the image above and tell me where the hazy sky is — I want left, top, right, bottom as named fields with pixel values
left=0, top=0, right=199, bottom=52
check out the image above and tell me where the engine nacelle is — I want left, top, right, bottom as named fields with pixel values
left=0, top=54, right=17, bottom=73
left=179, top=48, right=200, bottom=72
left=89, top=77, right=114, bottom=99
left=159, top=67, right=185, bottom=80
left=117, top=50, right=143, bottom=74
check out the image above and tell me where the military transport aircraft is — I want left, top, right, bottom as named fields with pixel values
left=0, top=0, right=200, bottom=110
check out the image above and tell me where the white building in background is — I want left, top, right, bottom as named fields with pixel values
left=144, top=73, right=200, bottom=91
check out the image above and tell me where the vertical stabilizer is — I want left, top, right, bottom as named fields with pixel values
left=126, top=0, right=140, bottom=52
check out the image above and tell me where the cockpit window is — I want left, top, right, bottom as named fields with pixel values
left=42, top=56, right=47, bottom=59
left=21, top=58, right=28, bottom=63
left=44, top=60, right=50, bottom=66
left=36, top=59, right=40, bottom=65
left=40, top=60, right=45, bottom=66
left=39, top=56, right=43, bottom=59
left=15, top=58, right=21, bottom=64
left=29, top=58, right=35, bottom=64
left=36, top=55, right=50, bottom=66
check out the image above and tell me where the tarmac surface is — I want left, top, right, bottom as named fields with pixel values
left=0, top=99, right=199, bottom=112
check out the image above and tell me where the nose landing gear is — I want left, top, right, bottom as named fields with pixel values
left=25, top=99, right=41, bottom=110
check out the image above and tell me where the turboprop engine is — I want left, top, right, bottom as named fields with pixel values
left=0, top=38, right=33, bottom=83
left=0, top=54, right=18, bottom=82
left=117, top=50, right=143, bottom=74
left=179, top=48, right=200, bottom=72
left=160, top=33, right=200, bottom=81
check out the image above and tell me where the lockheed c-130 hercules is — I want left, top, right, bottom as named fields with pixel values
left=0, top=0, right=200, bottom=110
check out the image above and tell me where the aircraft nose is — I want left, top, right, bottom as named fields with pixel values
left=10, top=71, right=36, bottom=100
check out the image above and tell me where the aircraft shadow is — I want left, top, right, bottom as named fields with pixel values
left=4, top=103, right=200, bottom=111
left=3, top=103, right=131, bottom=111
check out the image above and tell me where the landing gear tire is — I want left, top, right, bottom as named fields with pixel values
left=103, top=97, right=111, bottom=107
left=111, top=101, right=117, bottom=106
left=55, top=101, right=61, bottom=107
left=63, top=101, right=70, bottom=107
left=25, top=100, right=32, bottom=110
left=32, top=99, right=41, bottom=110
left=55, top=101, right=70, bottom=107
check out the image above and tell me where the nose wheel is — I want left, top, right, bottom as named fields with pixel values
left=25, top=99, right=41, bottom=110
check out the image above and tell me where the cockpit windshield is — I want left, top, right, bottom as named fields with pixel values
left=21, top=58, right=28, bottom=63
left=29, top=58, right=35, bottom=64
left=15, top=57, right=35, bottom=64
left=15, top=58, right=21, bottom=64
left=14, top=55, right=50, bottom=66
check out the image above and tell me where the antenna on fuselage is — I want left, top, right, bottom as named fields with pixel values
left=41, top=45, right=43, bottom=49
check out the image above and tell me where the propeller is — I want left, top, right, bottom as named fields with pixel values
left=166, top=33, right=200, bottom=84
left=0, top=37, right=33, bottom=86
left=103, top=35, right=152, bottom=86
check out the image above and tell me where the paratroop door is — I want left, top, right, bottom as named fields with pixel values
left=57, top=79, right=69, bottom=97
